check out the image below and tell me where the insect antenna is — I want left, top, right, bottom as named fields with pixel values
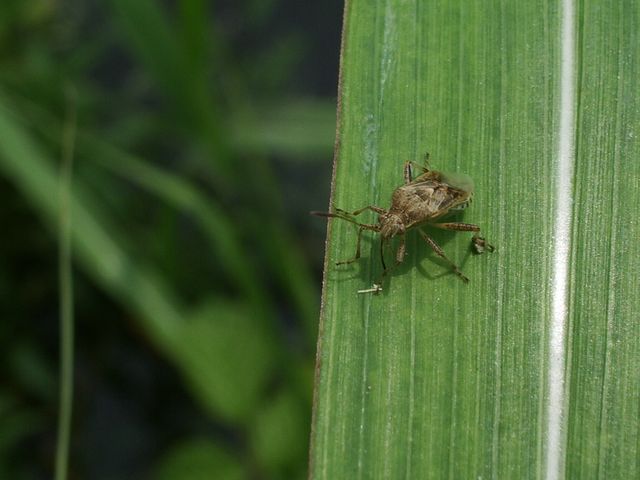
left=310, top=211, right=380, bottom=231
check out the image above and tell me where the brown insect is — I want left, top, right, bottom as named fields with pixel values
left=312, top=156, right=494, bottom=293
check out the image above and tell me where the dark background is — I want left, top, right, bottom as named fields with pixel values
left=0, top=1, right=341, bottom=478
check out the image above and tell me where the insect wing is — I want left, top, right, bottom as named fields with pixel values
left=395, top=180, right=470, bottom=227
left=439, top=171, right=474, bottom=194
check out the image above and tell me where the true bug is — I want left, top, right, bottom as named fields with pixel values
left=312, top=155, right=494, bottom=293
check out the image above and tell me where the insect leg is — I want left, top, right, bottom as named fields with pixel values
left=380, top=234, right=406, bottom=275
left=404, top=152, right=431, bottom=184
left=430, top=223, right=495, bottom=254
left=403, top=161, right=431, bottom=184
left=430, top=222, right=479, bottom=232
left=470, top=236, right=495, bottom=254
left=370, top=234, right=406, bottom=291
left=404, top=162, right=413, bottom=184
left=364, top=236, right=389, bottom=292
left=356, top=238, right=387, bottom=294
left=379, top=236, right=387, bottom=272
left=336, top=226, right=365, bottom=265
left=418, top=228, right=469, bottom=283
left=395, top=235, right=406, bottom=264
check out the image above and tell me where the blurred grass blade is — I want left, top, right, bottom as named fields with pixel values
left=176, top=299, right=278, bottom=423
left=78, top=133, right=317, bottom=339
left=108, top=0, right=205, bottom=119
left=78, top=133, right=319, bottom=342
left=108, top=0, right=230, bottom=169
left=178, top=0, right=209, bottom=73
left=8, top=92, right=322, bottom=337
left=108, top=0, right=321, bottom=334
left=54, top=88, right=76, bottom=480
left=230, top=99, right=337, bottom=158
left=310, top=1, right=640, bottom=478
left=0, top=93, right=292, bottom=425
left=0, top=93, right=182, bottom=350
left=152, top=438, right=245, bottom=480
left=77, top=134, right=271, bottom=316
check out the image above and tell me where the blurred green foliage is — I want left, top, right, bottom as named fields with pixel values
left=0, top=0, right=339, bottom=478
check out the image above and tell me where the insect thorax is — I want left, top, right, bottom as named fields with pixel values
left=378, top=213, right=405, bottom=238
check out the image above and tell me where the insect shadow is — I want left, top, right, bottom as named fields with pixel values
left=408, top=227, right=477, bottom=280
left=312, top=157, right=494, bottom=294
left=330, top=221, right=476, bottom=294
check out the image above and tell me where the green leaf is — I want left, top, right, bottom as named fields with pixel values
left=565, top=1, right=640, bottom=477
left=310, top=1, right=639, bottom=479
